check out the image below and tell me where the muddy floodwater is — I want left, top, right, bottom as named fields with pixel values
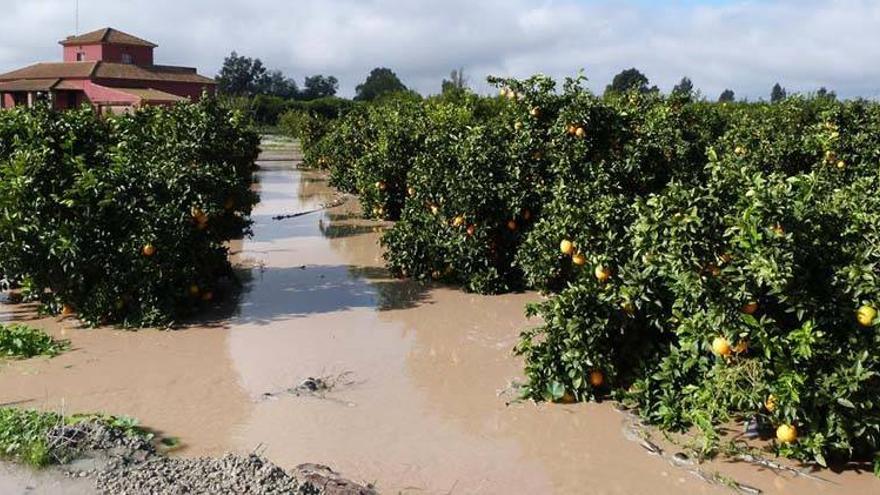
left=1, top=145, right=876, bottom=494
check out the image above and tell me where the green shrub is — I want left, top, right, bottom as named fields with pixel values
left=0, top=100, right=259, bottom=327
left=0, top=324, right=67, bottom=358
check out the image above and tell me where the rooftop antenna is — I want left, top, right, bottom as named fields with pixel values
left=75, top=0, right=79, bottom=34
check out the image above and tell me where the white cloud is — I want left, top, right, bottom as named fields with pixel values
left=1, top=0, right=878, bottom=99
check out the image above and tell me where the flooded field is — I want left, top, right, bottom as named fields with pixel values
left=1, top=145, right=876, bottom=494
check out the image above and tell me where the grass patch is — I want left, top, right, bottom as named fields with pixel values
left=0, top=407, right=149, bottom=467
left=0, top=408, right=60, bottom=466
left=0, top=324, right=68, bottom=359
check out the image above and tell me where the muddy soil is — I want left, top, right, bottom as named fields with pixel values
left=1, top=142, right=877, bottom=494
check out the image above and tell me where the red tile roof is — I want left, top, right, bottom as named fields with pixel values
left=0, top=61, right=215, bottom=85
left=0, top=79, right=61, bottom=92
left=0, top=62, right=98, bottom=81
left=60, top=28, right=157, bottom=48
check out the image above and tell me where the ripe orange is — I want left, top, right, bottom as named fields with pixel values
left=776, top=424, right=797, bottom=444
left=575, top=127, right=586, bottom=139
left=572, top=253, right=587, bottom=266
left=772, top=223, right=785, bottom=237
left=430, top=204, right=439, bottom=215
left=765, top=394, right=778, bottom=413
left=61, top=304, right=75, bottom=317
left=407, top=187, right=416, bottom=196
left=742, top=301, right=759, bottom=315
left=514, top=122, right=523, bottom=131
left=734, top=146, right=746, bottom=155
left=452, top=216, right=465, bottom=228
left=507, top=220, right=518, bottom=232
left=836, top=160, right=846, bottom=170
left=142, top=244, right=156, bottom=257
left=733, top=340, right=749, bottom=354
left=530, top=107, right=541, bottom=118
left=466, top=225, right=476, bottom=237
left=712, top=336, right=732, bottom=357
left=857, top=305, right=877, bottom=327
left=622, top=301, right=636, bottom=316
left=559, top=239, right=575, bottom=256
left=566, top=124, right=577, bottom=135
left=594, top=265, right=611, bottom=283
left=522, top=208, right=532, bottom=221
left=824, top=150, right=835, bottom=163
left=376, top=181, right=387, bottom=191
left=589, top=370, right=605, bottom=387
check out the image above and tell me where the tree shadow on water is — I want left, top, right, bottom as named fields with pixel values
left=194, top=264, right=433, bottom=327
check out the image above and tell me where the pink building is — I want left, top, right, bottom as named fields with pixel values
left=0, top=28, right=216, bottom=113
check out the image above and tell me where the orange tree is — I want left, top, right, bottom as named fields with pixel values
left=517, top=96, right=880, bottom=471
left=0, top=100, right=259, bottom=327
left=380, top=76, right=559, bottom=292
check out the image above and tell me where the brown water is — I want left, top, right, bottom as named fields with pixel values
left=1, top=149, right=876, bottom=494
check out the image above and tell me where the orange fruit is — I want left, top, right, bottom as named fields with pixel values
left=189, top=284, right=200, bottom=297
left=452, top=216, right=465, bottom=228
left=61, top=304, right=75, bottom=317
left=836, top=160, right=846, bottom=170
left=572, top=253, right=587, bottom=266
left=712, top=337, right=732, bottom=357
left=589, top=370, right=605, bottom=388
left=772, top=223, right=785, bottom=237
left=559, top=239, right=575, bottom=256
left=430, top=205, right=439, bottom=215
left=622, top=301, right=636, bottom=316
left=142, top=244, right=156, bottom=257
left=507, top=220, right=518, bottom=232
left=407, top=187, right=416, bottom=196
left=557, top=392, right=577, bottom=404
left=776, top=424, right=797, bottom=444
left=742, top=301, right=759, bottom=315
left=733, top=340, right=749, bottom=354
left=522, top=209, right=532, bottom=221
left=765, top=394, right=778, bottom=413
left=594, top=265, right=611, bottom=283
left=575, top=127, right=586, bottom=139
left=857, top=305, right=877, bottom=327
left=514, top=122, right=523, bottom=131
left=431, top=270, right=442, bottom=280
left=376, top=181, right=387, bottom=191
left=530, top=107, right=541, bottom=118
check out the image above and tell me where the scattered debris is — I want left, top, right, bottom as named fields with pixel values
left=293, top=463, right=379, bottom=495
left=272, top=195, right=350, bottom=221
left=261, top=372, right=359, bottom=402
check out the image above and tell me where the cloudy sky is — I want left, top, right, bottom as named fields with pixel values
left=1, top=0, right=878, bottom=99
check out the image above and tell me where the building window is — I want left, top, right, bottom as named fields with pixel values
left=122, top=53, right=133, bottom=64
left=76, top=52, right=85, bottom=61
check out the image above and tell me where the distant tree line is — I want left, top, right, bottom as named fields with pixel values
left=216, top=51, right=843, bottom=126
